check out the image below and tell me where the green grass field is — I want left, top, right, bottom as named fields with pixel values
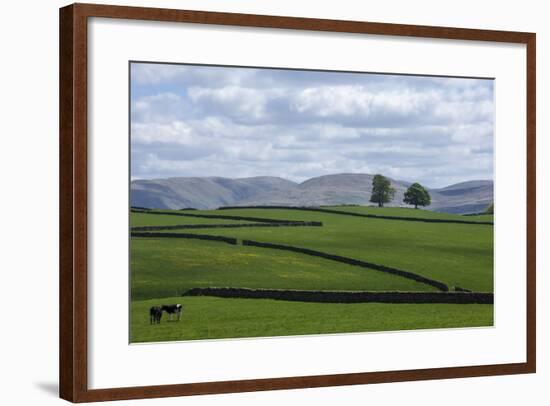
left=131, top=297, right=493, bottom=342
left=130, top=206, right=494, bottom=342
left=131, top=238, right=436, bottom=300
left=131, top=212, right=255, bottom=227
left=320, top=205, right=494, bottom=222
left=152, top=208, right=494, bottom=291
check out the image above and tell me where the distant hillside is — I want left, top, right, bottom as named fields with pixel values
left=131, top=174, right=493, bottom=214
left=429, top=180, right=494, bottom=214
left=131, top=176, right=297, bottom=210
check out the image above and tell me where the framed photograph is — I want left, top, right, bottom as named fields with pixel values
left=59, top=3, right=536, bottom=402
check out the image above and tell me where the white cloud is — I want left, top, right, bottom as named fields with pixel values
left=131, top=62, right=255, bottom=87
left=187, top=86, right=288, bottom=122
left=292, top=86, right=434, bottom=118
left=132, top=64, right=188, bottom=84
left=132, top=121, right=193, bottom=145
left=130, top=63, right=494, bottom=187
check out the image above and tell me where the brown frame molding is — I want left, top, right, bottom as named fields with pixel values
left=59, top=3, right=536, bottom=402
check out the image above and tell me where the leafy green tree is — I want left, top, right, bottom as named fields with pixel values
left=403, top=183, right=431, bottom=209
left=485, top=203, right=494, bottom=214
left=369, top=174, right=395, bottom=207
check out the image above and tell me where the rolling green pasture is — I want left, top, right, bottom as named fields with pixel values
left=131, top=296, right=493, bottom=343
left=130, top=206, right=494, bottom=342
left=320, top=205, right=494, bottom=223
left=131, top=237, right=435, bottom=300
left=156, top=207, right=494, bottom=292
left=131, top=212, right=254, bottom=227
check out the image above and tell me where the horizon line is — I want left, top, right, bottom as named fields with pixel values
left=130, top=173, right=494, bottom=189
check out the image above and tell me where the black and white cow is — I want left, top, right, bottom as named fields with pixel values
left=161, top=304, right=183, bottom=321
left=149, top=305, right=162, bottom=324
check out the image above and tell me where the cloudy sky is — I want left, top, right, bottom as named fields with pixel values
left=130, top=62, right=494, bottom=188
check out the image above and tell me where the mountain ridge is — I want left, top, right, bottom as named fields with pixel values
left=131, top=174, right=493, bottom=214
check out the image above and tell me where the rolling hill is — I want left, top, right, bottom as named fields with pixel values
left=130, top=174, right=493, bottom=214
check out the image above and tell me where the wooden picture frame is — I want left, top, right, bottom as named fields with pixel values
left=59, top=3, right=536, bottom=402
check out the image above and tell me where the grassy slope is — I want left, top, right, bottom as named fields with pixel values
left=153, top=208, right=493, bottom=292
left=321, top=206, right=494, bottom=222
left=131, top=237, right=435, bottom=300
left=130, top=206, right=493, bottom=342
left=131, top=296, right=493, bottom=342
left=131, top=212, right=254, bottom=227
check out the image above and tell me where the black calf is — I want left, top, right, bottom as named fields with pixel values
left=149, top=305, right=162, bottom=324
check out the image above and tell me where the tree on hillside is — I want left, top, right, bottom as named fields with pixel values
left=369, top=174, right=395, bottom=207
left=485, top=203, right=494, bottom=214
left=403, top=183, right=431, bottom=209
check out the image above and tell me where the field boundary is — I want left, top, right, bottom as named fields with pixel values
left=218, top=206, right=494, bottom=225
left=131, top=221, right=323, bottom=231
left=242, top=239, right=449, bottom=291
left=130, top=208, right=320, bottom=224
left=131, top=232, right=237, bottom=245
left=130, top=230, right=450, bottom=292
left=183, top=287, right=493, bottom=304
